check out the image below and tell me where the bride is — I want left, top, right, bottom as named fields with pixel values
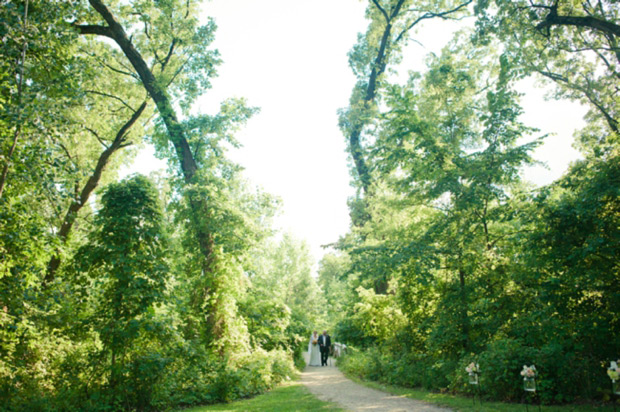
left=308, top=330, right=321, bottom=366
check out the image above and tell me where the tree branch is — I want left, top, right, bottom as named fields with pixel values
left=73, top=23, right=113, bottom=38
left=160, top=38, right=178, bottom=72
left=86, top=90, right=135, bottom=111
left=100, top=58, right=138, bottom=79
left=44, top=100, right=148, bottom=284
left=166, top=57, right=189, bottom=87
left=85, top=126, right=108, bottom=148
left=370, top=0, right=389, bottom=22
left=395, top=0, right=473, bottom=45
left=84, top=0, right=198, bottom=181
left=536, top=9, right=620, bottom=38
left=538, top=70, right=619, bottom=133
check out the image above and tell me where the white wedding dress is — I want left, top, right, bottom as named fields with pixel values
left=308, top=333, right=321, bottom=366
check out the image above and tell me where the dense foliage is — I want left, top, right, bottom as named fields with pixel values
left=2, top=0, right=618, bottom=410
left=329, top=0, right=620, bottom=406
left=0, top=1, right=321, bottom=410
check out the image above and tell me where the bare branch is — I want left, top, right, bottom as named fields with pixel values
left=85, top=126, right=109, bottom=148
left=85, top=89, right=135, bottom=111
left=160, top=38, right=178, bottom=72
left=395, top=1, right=473, bottom=45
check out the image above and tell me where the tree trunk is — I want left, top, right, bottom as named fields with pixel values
left=44, top=101, right=147, bottom=285
left=78, top=0, right=221, bottom=343
left=537, top=8, right=620, bottom=38
left=347, top=0, right=405, bottom=196
left=458, top=268, right=470, bottom=351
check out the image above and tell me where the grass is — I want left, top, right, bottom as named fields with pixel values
left=178, top=381, right=345, bottom=412
left=344, top=373, right=618, bottom=412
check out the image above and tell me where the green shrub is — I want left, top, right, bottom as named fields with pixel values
left=339, top=347, right=455, bottom=392
left=340, top=341, right=612, bottom=405
left=338, top=347, right=374, bottom=380
left=150, top=344, right=295, bottom=410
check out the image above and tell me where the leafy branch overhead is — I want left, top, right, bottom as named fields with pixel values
left=340, top=0, right=473, bottom=197
left=74, top=0, right=200, bottom=181
left=476, top=0, right=619, bottom=155
left=72, top=0, right=259, bottom=345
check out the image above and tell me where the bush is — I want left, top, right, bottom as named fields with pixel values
left=471, top=338, right=535, bottom=402
left=338, top=347, right=375, bottom=380
left=151, top=344, right=295, bottom=410
left=447, top=337, right=609, bottom=404
left=338, top=347, right=453, bottom=391
left=340, top=338, right=613, bottom=405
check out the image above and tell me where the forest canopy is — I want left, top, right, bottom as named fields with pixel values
left=332, top=0, right=619, bottom=405
left=1, top=0, right=618, bottom=410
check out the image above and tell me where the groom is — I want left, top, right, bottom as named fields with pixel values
left=318, top=330, right=331, bottom=366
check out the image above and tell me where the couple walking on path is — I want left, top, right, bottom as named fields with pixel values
left=308, top=330, right=331, bottom=366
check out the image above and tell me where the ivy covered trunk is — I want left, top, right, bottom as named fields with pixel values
left=78, top=0, right=227, bottom=346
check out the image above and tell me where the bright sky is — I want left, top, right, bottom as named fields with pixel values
left=126, top=0, right=586, bottom=268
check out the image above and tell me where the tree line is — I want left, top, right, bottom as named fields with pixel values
left=327, top=0, right=619, bottom=405
left=0, top=1, right=327, bottom=410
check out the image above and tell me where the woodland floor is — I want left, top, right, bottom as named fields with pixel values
left=301, top=353, right=452, bottom=412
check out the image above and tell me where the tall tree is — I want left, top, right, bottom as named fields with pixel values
left=75, top=175, right=169, bottom=407
left=317, top=252, right=352, bottom=332
left=73, top=0, right=253, bottom=346
left=339, top=0, right=472, bottom=201
left=0, top=4, right=99, bottom=398
left=349, top=38, right=541, bottom=354
left=242, top=233, right=326, bottom=351
left=0, top=0, right=29, bottom=199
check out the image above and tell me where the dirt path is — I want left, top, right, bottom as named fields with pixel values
left=300, top=353, right=452, bottom=412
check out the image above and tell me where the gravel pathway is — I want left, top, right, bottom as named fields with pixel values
left=300, top=353, right=452, bottom=412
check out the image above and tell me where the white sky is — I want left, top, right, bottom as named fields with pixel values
left=126, top=0, right=586, bottom=269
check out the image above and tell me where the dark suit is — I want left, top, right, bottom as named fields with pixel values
left=318, top=333, right=331, bottom=366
